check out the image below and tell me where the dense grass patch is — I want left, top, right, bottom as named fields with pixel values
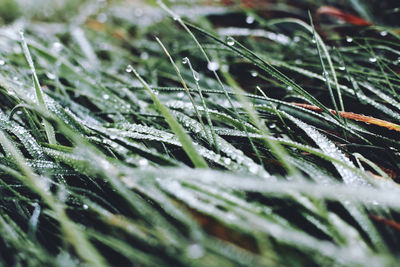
left=1, top=0, right=400, bottom=266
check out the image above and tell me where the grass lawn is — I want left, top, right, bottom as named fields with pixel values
left=0, top=0, right=400, bottom=266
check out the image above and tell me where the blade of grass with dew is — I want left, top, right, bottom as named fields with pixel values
left=308, top=12, right=344, bottom=125
left=181, top=56, right=220, bottom=153
left=157, top=0, right=266, bottom=166
left=155, top=37, right=211, bottom=148
left=220, top=68, right=298, bottom=176
left=126, top=65, right=208, bottom=168
left=19, top=31, right=56, bottom=145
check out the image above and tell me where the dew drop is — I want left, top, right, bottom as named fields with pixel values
left=311, top=38, right=316, bottom=44
left=249, top=164, right=258, bottom=174
left=226, top=212, right=237, bottom=221
left=293, top=36, right=300, bottom=43
left=287, top=86, right=293, bottom=91
left=226, top=37, right=235, bottom=46
left=186, top=244, right=204, bottom=259
left=51, top=42, right=63, bottom=53
left=0, top=60, right=5, bottom=66
left=346, top=36, right=353, bottom=43
left=207, top=61, right=220, bottom=71
left=224, top=158, right=232, bottom=165
left=380, top=31, right=388, bottom=36
left=369, top=57, right=377, bottom=63
left=102, top=94, right=110, bottom=100
left=245, top=15, right=255, bottom=24
left=46, top=72, right=56, bottom=80
left=295, top=59, right=303, bottom=64
left=140, top=52, right=149, bottom=60
left=221, top=64, right=229, bottom=72
left=338, top=66, right=346, bottom=71
left=139, top=158, right=149, bottom=166
left=193, top=71, right=200, bottom=81
left=83, top=204, right=88, bottom=210
left=250, top=70, right=258, bottom=77
left=125, top=65, right=133, bottom=73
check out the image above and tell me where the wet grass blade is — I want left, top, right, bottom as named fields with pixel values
left=127, top=65, right=208, bottom=168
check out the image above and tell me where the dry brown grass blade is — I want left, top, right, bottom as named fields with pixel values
left=370, top=215, right=400, bottom=232
left=315, top=6, right=372, bottom=26
left=290, top=103, right=400, bottom=132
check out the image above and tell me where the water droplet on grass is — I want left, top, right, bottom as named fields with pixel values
left=193, top=71, right=200, bottom=81
left=102, top=94, right=110, bottom=100
left=46, top=72, right=56, bottom=80
left=140, top=52, right=149, bottom=60
left=226, top=37, right=235, bottom=46
left=224, top=158, right=232, bottom=165
left=83, top=204, right=88, bottom=210
left=246, top=15, right=255, bottom=24
left=139, top=158, right=149, bottom=166
left=249, top=164, right=258, bottom=174
left=207, top=61, right=219, bottom=71
left=369, top=57, right=377, bottom=63
left=50, top=43, right=62, bottom=54
left=339, top=66, right=346, bottom=71
left=346, top=36, right=353, bottom=43
left=221, top=64, right=229, bottom=72
left=251, top=70, right=258, bottom=77
left=125, top=65, right=133, bottom=72
left=186, top=244, right=204, bottom=259
left=0, top=60, right=5, bottom=66
left=380, top=31, right=388, bottom=36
